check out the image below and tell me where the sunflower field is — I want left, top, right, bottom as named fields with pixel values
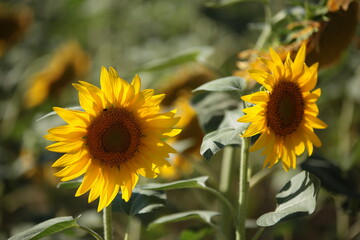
left=1, top=0, right=360, bottom=240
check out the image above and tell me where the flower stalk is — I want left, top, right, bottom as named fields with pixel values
left=237, top=137, right=250, bottom=240
left=103, top=206, right=113, bottom=240
left=219, top=147, right=235, bottom=238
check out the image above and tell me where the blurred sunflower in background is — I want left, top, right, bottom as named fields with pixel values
left=234, top=0, right=359, bottom=83
left=0, top=3, right=32, bottom=57
left=239, top=45, right=327, bottom=170
left=24, top=41, right=90, bottom=108
left=45, top=67, right=181, bottom=211
left=304, top=0, right=359, bottom=68
left=160, top=64, right=216, bottom=179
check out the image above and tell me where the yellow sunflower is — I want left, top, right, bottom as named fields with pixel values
left=0, top=3, right=32, bottom=56
left=238, top=44, right=327, bottom=170
left=45, top=67, right=181, bottom=211
left=25, top=41, right=90, bottom=108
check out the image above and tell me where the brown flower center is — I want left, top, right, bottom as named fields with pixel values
left=266, top=81, right=305, bottom=137
left=86, top=108, right=142, bottom=167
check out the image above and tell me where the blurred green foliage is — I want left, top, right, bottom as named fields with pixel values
left=1, top=0, right=360, bottom=239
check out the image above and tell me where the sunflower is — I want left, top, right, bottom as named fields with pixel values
left=238, top=44, right=327, bottom=170
left=25, top=41, right=90, bottom=108
left=234, top=49, right=287, bottom=88
left=282, top=0, right=358, bottom=68
left=0, top=3, right=32, bottom=56
left=161, top=92, right=202, bottom=179
left=235, top=0, right=359, bottom=80
left=45, top=67, right=181, bottom=211
left=160, top=64, right=215, bottom=179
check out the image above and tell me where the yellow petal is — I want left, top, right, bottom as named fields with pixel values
left=72, top=83, right=99, bottom=115
left=299, top=63, right=318, bottom=92
left=303, top=126, right=322, bottom=147
left=52, top=149, right=87, bottom=167
left=241, top=91, right=269, bottom=104
left=78, top=81, right=107, bottom=109
left=292, top=44, right=306, bottom=77
left=238, top=114, right=265, bottom=123
left=249, top=131, right=269, bottom=152
left=47, top=125, right=86, bottom=141
left=161, top=128, right=182, bottom=137
left=131, top=74, right=141, bottom=94
left=88, top=170, right=104, bottom=203
left=242, top=120, right=265, bottom=137
left=305, top=114, right=328, bottom=129
left=248, top=69, right=273, bottom=91
left=46, top=141, right=84, bottom=153
left=59, top=158, right=92, bottom=181
left=76, top=164, right=101, bottom=196
left=100, top=66, right=114, bottom=104
left=146, top=117, right=181, bottom=129
left=269, top=48, right=284, bottom=78
left=53, top=107, right=90, bottom=128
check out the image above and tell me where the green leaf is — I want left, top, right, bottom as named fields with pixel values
left=148, top=211, right=219, bottom=230
left=218, top=108, right=247, bottom=129
left=57, top=180, right=82, bottom=189
left=257, top=171, right=321, bottom=227
left=192, top=76, right=246, bottom=93
left=205, top=0, right=247, bottom=7
left=192, top=92, right=240, bottom=133
left=9, top=216, right=80, bottom=240
left=180, top=228, right=214, bottom=240
left=200, top=125, right=248, bottom=161
left=301, top=156, right=360, bottom=198
left=112, top=189, right=166, bottom=216
left=140, top=176, right=208, bottom=191
left=139, top=47, right=213, bottom=72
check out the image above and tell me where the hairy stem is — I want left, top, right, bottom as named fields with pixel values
left=103, top=206, right=113, bottom=240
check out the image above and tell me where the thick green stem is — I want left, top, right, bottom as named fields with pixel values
left=219, top=147, right=235, bottom=238
left=103, top=206, right=113, bottom=240
left=220, top=147, right=234, bottom=193
left=236, top=137, right=250, bottom=240
left=124, top=216, right=130, bottom=240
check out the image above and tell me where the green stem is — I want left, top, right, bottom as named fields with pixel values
left=336, top=197, right=348, bottom=240
left=124, top=216, right=130, bottom=240
left=220, top=147, right=234, bottom=193
left=201, top=186, right=239, bottom=232
left=78, top=226, right=104, bottom=240
left=254, top=2, right=272, bottom=50
left=250, top=227, right=264, bottom=240
left=237, top=137, right=250, bottom=240
left=219, top=147, right=235, bottom=238
left=103, top=206, right=113, bottom=240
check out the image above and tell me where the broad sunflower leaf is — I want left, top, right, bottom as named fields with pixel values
left=192, top=92, right=239, bottom=133
left=301, top=156, right=360, bottom=198
left=192, top=76, right=246, bottom=93
left=112, top=189, right=166, bottom=216
left=9, top=216, right=80, bottom=240
left=200, top=126, right=247, bottom=161
left=257, top=171, right=320, bottom=227
left=140, top=176, right=208, bottom=191
left=139, top=47, right=213, bottom=72
left=219, top=108, right=247, bottom=129
left=147, top=211, right=219, bottom=230
left=57, top=180, right=82, bottom=189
